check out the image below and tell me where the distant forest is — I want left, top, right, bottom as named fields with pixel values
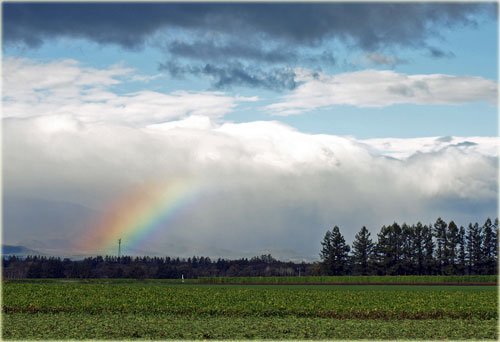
left=2, top=218, right=498, bottom=279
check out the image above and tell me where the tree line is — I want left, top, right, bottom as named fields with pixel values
left=2, top=254, right=314, bottom=279
left=2, top=217, right=498, bottom=279
left=320, top=218, right=498, bottom=276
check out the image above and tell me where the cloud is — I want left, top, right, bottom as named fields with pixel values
left=3, top=57, right=498, bottom=260
left=4, top=3, right=495, bottom=90
left=160, top=44, right=335, bottom=90
left=158, top=39, right=302, bottom=90
left=166, top=39, right=296, bottom=64
left=360, top=136, right=498, bottom=160
left=3, top=114, right=498, bottom=259
left=3, top=58, right=255, bottom=125
left=363, top=52, right=407, bottom=67
left=265, top=69, right=497, bottom=115
left=3, top=58, right=133, bottom=101
left=4, top=3, right=493, bottom=50
left=160, top=62, right=298, bottom=90
left=428, top=47, right=456, bottom=59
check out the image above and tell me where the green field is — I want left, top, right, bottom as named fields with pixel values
left=2, top=279, right=498, bottom=340
left=196, top=274, right=498, bottom=284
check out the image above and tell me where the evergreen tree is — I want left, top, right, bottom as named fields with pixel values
left=466, top=223, right=474, bottom=274
left=352, top=226, right=374, bottom=275
left=320, top=230, right=333, bottom=274
left=466, top=222, right=482, bottom=274
left=391, top=223, right=404, bottom=274
left=423, top=224, right=435, bottom=275
left=457, top=226, right=467, bottom=275
left=433, top=217, right=447, bottom=274
left=375, top=223, right=404, bottom=275
left=401, top=223, right=415, bottom=275
left=413, top=222, right=425, bottom=275
left=371, top=225, right=386, bottom=275
left=444, top=221, right=459, bottom=275
left=481, top=218, right=496, bottom=274
left=472, top=222, right=483, bottom=274
left=374, top=225, right=391, bottom=275
left=319, top=226, right=350, bottom=275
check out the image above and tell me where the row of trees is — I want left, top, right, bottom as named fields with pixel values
left=2, top=254, right=314, bottom=279
left=3, top=217, right=497, bottom=279
left=320, top=218, right=498, bottom=276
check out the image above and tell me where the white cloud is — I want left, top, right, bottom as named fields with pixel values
left=2, top=58, right=253, bottom=125
left=2, top=57, right=497, bottom=259
left=3, top=114, right=498, bottom=259
left=360, top=136, right=499, bottom=160
left=3, top=58, right=132, bottom=101
left=266, top=69, right=497, bottom=115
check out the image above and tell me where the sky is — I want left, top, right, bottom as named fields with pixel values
left=2, top=2, right=499, bottom=260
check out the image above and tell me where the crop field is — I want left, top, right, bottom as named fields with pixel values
left=2, top=279, right=498, bottom=340
left=197, top=274, right=498, bottom=285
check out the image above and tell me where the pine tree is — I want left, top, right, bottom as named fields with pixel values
left=423, top=224, right=435, bottom=275
left=444, top=221, right=459, bottom=275
left=401, top=223, right=415, bottom=275
left=375, top=225, right=391, bottom=275
left=433, top=217, right=447, bottom=274
left=320, top=230, right=333, bottom=274
left=375, top=223, right=404, bottom=275
left=466, top=222, right=482, bottom=274
left=371, top=225, right=386, bottom=275
left=319, top=226, right=350, bottom=275
left=413, top=222, right=425, bottom=275
left=481, top=218, right=496, bottom=274
left=457, top=226, right=467, bottom=275
left=352, top=226, right=374, bottom=275
left=391, top=222, right=404, bottom=275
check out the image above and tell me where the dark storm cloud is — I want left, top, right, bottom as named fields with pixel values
left=3, top=2, right=495, bottom=50
left=167, top=40, right=296, bottom=64
left=160, top=62, right=298, bottom=91
left=161, top=41, right=333, bottom=89
left=203, top=64, right=298, bottom=90
left=3, top=2, right=495, bottom=89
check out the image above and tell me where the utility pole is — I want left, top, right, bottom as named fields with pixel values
left=118, top=238, right=121, bottom=259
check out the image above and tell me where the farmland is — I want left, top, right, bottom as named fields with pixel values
left=196, top=274, right=498, bottom=285
left=2, top=278, right=498, bottom=340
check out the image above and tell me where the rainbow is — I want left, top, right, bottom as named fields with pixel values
left=79, top=178, right=204, bottom=254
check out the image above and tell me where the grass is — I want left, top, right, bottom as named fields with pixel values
left=2, top=278, right=498, bottom=340
left=3, top=283, right=497, bottom=319
left=3, top=314, right=497, bottom=340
